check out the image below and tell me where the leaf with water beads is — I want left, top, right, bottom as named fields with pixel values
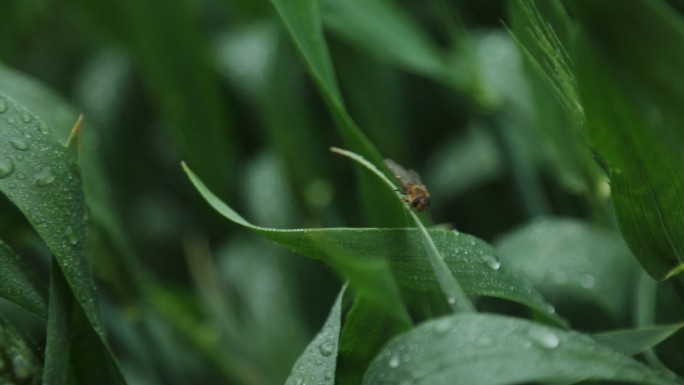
left=183, top=163, right=562, bottom=325
left=285, top=286, right=345, bottom=385
left=0, top=92, right=101, bottom=334
left=362, top=314, right=681, bottom=385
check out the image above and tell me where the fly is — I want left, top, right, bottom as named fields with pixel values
left=385, top=159, right=431, bottom=212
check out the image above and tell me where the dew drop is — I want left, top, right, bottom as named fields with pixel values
left=37, top=121, right=50, bottom=135
left=20, top=111, right=32, bottom=123
left=545, top=304, right=556, bottom=314
left=433, top=320, right=451, bottom=336
left=294, top=378, right=304, bottom=385
left=64, top=225, right=79, bottom=245
left=34, top=167, right=56, bottom=187
left=0, top=158, right=14, bottom=178
left=388, top=353, right=400, bottom=368
left=528, top=328, right=560, bottom=349
left=11, top=354, right=30, bottom=381
left=9, top=138, right=29, bottom=151
left=481, top=254, right=501, bottom=270
left=318, top=342, right=335, bottom=357
left=579, top=274, right=596, bottom=289
left=446, top=296, right=456, bottom=305
left=0, top=98, right=7, bottom=113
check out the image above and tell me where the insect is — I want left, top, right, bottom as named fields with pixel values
left=385, top=159, right=431, bottom=212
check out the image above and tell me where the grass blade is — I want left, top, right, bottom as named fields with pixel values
left=0, top=239, right=47, bottom=318
left=330, top=147, right=475, bottom=313
left=182, top=161, right=560, bottom=323
left=285, top=285, right=345, bottom=385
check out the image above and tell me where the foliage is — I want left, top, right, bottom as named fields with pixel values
left=0, top=0, right=683, bottom=383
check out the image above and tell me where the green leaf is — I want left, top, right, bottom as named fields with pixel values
left=285, top=285, right=345, bottom=385
left=0, top=239, right=46, bottom=318
left=271, top=0, right=341, bottom=103
left=0, top=92, right=102, bottom=334
left=362, top=314, right=680, bottom=385
left=43, top=261, right=73, bottom=385
left=594, top=323, right=684, bottom=356
left=182, top=163, right=561, bottom=324
left=509, top=0, right=604, bottom=198
left=110, top=0, right=237, bottom=198
left=0, top=61, right=146, bottom=303
left=320, top=0, right=450, bottom=85
left=495, top=218, right=638, bottom=329
left=570, top=0, right=684, bottom=281
left=0, top=92, right=127, bottom=384
left=269, top=0, right=405, bottom=227
left=331, top=147, right=475, bottom=313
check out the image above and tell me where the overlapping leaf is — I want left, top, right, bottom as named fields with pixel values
left=569, top=0, right=684, bottom=281
left=363, top=314, right=680, bottom=385
left=183, top=164, right=561, bottom=324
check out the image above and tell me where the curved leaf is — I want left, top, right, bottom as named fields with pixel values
left=183, top=163, right=561, bottom=324
left=570, top=0, right=684, bottom=281
left=0, top=92, right=101, bottom=334
left=594, top=323, right=684, bottom=357
left=496, top=218, right=638, bottom=328
left=321, top=0, right=450, bottom=84
left=285, top=285, right=345, bottom=385
left=269, top=0, right=405, bottom=227
left=0, top=239, right=46, bottom=318
left=363, top=314, right=680, bottom=385
left=0, top=92, right=127, bottom=383
left=43, top=262, right=72, bottom=385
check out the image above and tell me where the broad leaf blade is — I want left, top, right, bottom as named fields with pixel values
left=285, top=286, right=345, bottom=385
left=183, top=164, right=561, bottom=323
left=0, top=239, right=47, bottom=318
left=363, top=314, right=680, bottom=385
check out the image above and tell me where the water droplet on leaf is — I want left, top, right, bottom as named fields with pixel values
left=388, top=353, right=400, bottom=368
left=579, top=274, right=596, bottom=289
left=481, top=254, right=501, bottom=270
left=11, top=354, right=30, bottom=380
left=9, top=138, right=29, bottom=151
left=37, top=121, right=50, bottom=135
left=34, top=167, right=55, bottom=186
left=0, top=158, right=14, bottom=178
left=318, top=342, right=335, bottom=357
left=64, top=225, right=79, bottom=245
left=20, top=111, right=32, bottom=123
left=528, top=328, right=560, bottom=349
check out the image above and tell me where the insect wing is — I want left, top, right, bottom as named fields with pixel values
left=385, top=159, right=413, bottom=186
left=406, top=169, right=423, bottom=185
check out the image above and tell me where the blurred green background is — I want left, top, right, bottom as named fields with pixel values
left=2, top=0, right=683, bottom=384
